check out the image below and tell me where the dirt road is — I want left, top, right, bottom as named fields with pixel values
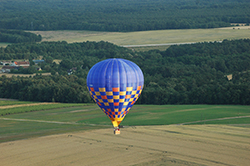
left=0, top=125, right=249, bottom=166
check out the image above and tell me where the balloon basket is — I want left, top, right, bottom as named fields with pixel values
left=114, top=128, right=120, bottom=135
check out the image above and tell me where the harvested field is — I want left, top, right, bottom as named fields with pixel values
left=29, top=26, right=250, bottom=46
left=1, top=125, right=249, bottom=166
left=0, top=73, right=51, bottom=78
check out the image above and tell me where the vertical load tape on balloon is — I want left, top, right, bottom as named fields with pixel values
left=87, top=58, right=144, bottom=129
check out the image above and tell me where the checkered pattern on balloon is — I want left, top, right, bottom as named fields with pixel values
left=87, top=58, right=144, bottom=128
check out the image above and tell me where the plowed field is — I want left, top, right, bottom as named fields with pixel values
left=1, top=125, right=249, bottom=166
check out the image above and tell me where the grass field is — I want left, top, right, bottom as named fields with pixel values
left=0, top=102, right=90, bottom=116
left=1, top=103, right=249, bottom=143
left=29, top=26, right=250, bottom=47
left=0, top=102, right=99, bottom=142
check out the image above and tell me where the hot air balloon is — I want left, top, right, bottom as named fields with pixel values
left=87, top=58, right=144, bottom=134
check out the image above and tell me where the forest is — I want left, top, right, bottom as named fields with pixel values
left=0, top=0, right=250, bottom=32
left=0, top=29, right=42, bottom=43
left=0, top=39, right=250, bottom=105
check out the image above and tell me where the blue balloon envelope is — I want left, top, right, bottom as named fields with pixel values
left=87, top=58, right=144, bottom=128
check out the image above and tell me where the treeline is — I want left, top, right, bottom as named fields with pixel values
left=136, top=40, right=250, bottom=105
left=0, top=75, right=91, bottom=103
left=0, top=0, right=250, bottom=31
left=0, top=39, right=250, bottom=104
left=0, top=29, right=42, bottom=43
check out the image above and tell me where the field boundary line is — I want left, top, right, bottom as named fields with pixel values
left=0, top=117, right=78, bottom=124
left=0, top=102, right=57, bottom=109
left=178, top=115, right=250, bottom=125
left=0, top=117, right=111, bottom=127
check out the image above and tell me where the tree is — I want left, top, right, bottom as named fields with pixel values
left=45, top=56, right=54, bottom=64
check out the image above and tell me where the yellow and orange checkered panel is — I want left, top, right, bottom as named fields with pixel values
left=88, top=85, right=142, bottom=119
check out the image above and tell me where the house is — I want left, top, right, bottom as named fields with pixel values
left=0, top=61, right=30, bottom=73
left=9, top=62, right=17, bottom=66
left=15, top=61, right=30, bottom=67
left=1, top=66, right=19, bottom=73
left=37, top=67, right=42, bottom=71
left=67, top=67, right=77, bottom=75
left=33, top=60, right=45, bottom=65
left=0, top=61, right=12, bottom=66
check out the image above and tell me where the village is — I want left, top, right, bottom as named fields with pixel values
left=0, top=60, right=44, bottom=73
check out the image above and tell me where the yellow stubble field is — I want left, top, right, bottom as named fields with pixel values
left=1, top=125, right=249, bottom=166
left=30, top=26, right=250, bottom=46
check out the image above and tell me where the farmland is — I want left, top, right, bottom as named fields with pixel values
left=30, top=26, right=250, bottom=47
left=0, top=102, right=249, bottom=166
left=1, top=125, right=249, bottom=166
left=1, top=26, right=249, bottom=50
left=1, top=102, right=249, bottom=143
left=1, top=103, right=249, bottom=142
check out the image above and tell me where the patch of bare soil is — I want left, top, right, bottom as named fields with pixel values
left=0, top=125, right=249, bottom=166
left=0, top=102, right=56, bottom=109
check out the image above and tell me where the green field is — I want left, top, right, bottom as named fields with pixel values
left=0, top=102, right=89, bottom=116
left=0, top=102, right=249, bottom=143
